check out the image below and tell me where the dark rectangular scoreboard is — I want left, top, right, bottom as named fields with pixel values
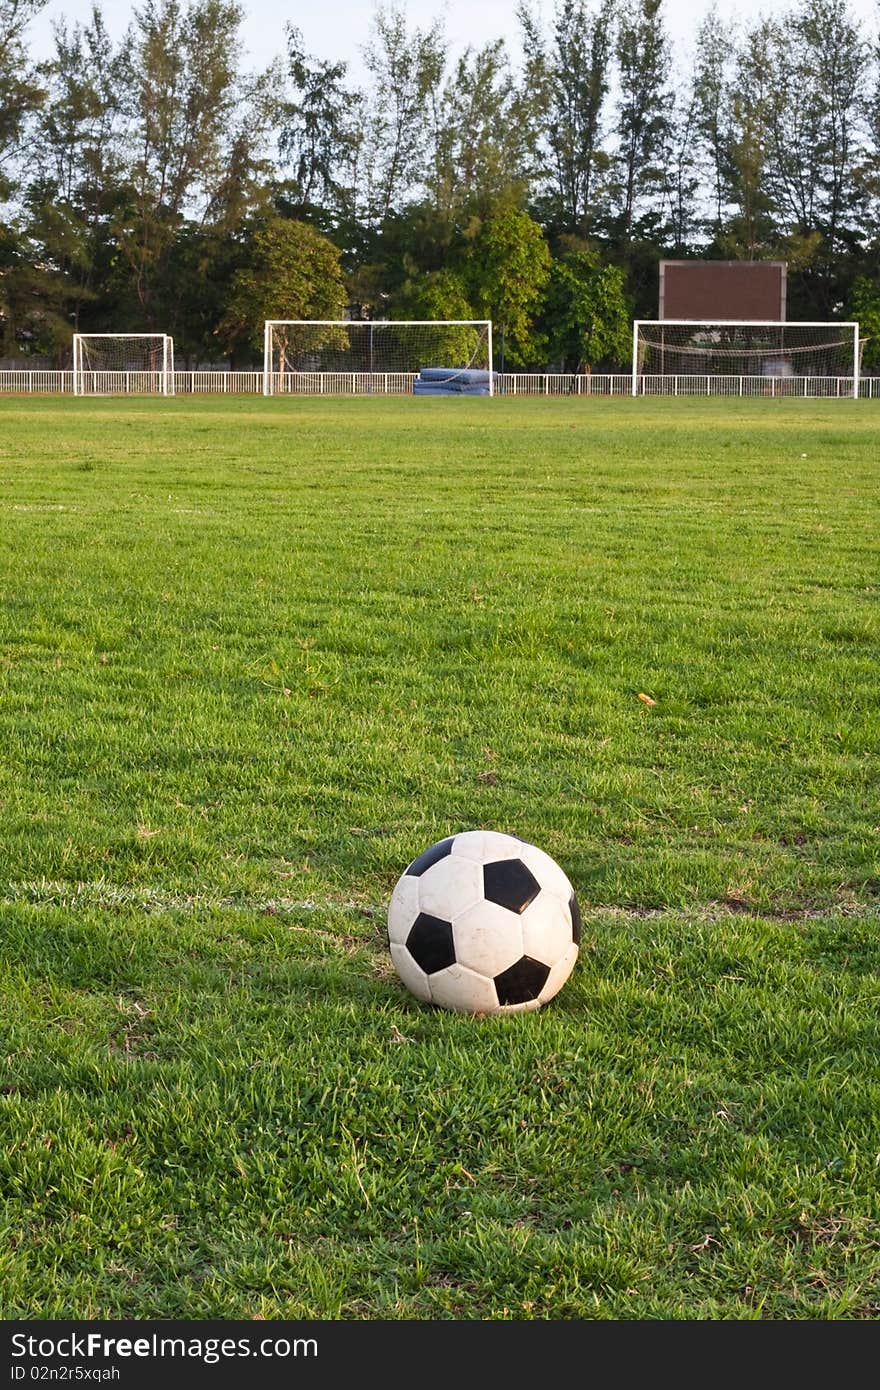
left=659, top=260, right=787, bottom=321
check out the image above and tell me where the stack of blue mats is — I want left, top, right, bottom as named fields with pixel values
left=413, top=367, right=496, bottom=396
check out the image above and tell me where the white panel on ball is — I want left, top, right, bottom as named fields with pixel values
left=518, top=841, right=576, bottom=902
left=386, top=875, right=422, bottom=944
left=418, top=854, right=483, bottom=921
left=452, top=829, right=523, bottom=863
left=428, top=963, right=500, bottom=1015
left=452, top=900, right=525, bottom=979
left=538, top=944, right=580, bottom=1007
left=521, top=895, right=574, bottom=965
left=389, top=943, right=432, bottom=1002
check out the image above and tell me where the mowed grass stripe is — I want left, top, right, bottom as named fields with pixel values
left=1, top=396, right=876, bottom=910
left=2, top=897, right=879, bottom=1318
left=1, top=395, right=879, bottom=1318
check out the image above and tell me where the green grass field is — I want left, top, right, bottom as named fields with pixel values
left=1, top=394, right=878, bottom=1319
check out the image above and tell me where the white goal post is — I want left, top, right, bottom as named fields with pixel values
left=263, top=320, right=494, bottom=396
left=72, top=334, right=175, bottom=396
left=632, top=320, right=860, bottom=398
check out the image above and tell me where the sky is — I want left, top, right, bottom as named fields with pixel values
left=24, top=0, right=880, bottom=79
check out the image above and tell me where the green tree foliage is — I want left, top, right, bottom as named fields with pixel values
left=388, top=266, right=485, bottom=368
left=847, top=275, right=880, bottom=368
left=117, top=0, right=258, bottom=318
left=717, top=19, right=779, bottom=261
left=660, top=86, right=701, bottom=254
left=768, top=0, right=867, bottom=313
left=466, top=205, right=551, bottom=365
left=391, top=266, right=474, bottom=322
left=0, top=0, right=48, bottom=354
left=428, top=40, right=535, bottom=225
left=357, top=4, right=446, bottom=227
left=0, top=217, right=71, bottom=356
left=0, top=0, right=47, bottom=197
left=519, top=0, right=614, bottom=237
left=691, top=6, right=737, bottom=240
left=277, top=23, right=360, bottom=221
left=542, top=244, right=631, bottom=370
left=2, top=0, right=880, bottom=365
left=220, top=215, right=347, bottom=360
left=24, top=7, right=125, bottom=332
left=612, top=0, right=673, bottom=244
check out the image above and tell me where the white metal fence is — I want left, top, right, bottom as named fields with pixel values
left=1, top=369, right=878, bottom=397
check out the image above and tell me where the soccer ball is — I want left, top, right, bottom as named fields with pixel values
left=387, top=830, right=581, bottom=1016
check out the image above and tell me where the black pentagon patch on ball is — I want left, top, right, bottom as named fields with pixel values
left=406, top=913, right=456, bottom=974
left=483, top=858, right=541, bottom=914
left=494, top=956, right=551, bottom=1006
left=569, top=892, right=582, bottom=944
left=406, top=837, right=455, bottom=877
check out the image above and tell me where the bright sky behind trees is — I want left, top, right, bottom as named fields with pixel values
left=8, top=0, right=880, bottom=364
left=27, top=0, right=880, bottom=78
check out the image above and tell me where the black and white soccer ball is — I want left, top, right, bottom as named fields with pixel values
left=387, top=831, right=581, bottom=1016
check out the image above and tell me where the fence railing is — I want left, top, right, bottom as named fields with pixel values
left=0, top=369, right=878, bottom=398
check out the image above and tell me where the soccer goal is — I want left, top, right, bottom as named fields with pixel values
left=72, top=334, right=175, bottom=396
left=263, top=320, right=494, bottom=396
left=632, top=320, right=860, bottom=398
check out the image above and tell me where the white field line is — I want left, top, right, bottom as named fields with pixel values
left=4, top=878, right=385, bottom=921
left=3, top=879, right=879, bottom=924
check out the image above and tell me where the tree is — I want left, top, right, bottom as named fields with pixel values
left=519, top=0, right=614, bottom=238
left=0, top=217, right=71, bottom=357
left=428, top=40, right=535, bottom=224
left=219, top=214, right=347, bottom=361
left=276, top=23, right=360, bottom=221
left=719, top=18, right=778, bottom=259
left=389, top=266, right=486, bottom=369
left=465, top=205, right=551, bottom=365
left=116, top=0, right=253, bottom=318
left=356, top=4, right=447, bottom=227
left=760, top=0, right=868, bottom=312
left=611, top=0, right=673, bottom=245
left=691, top=5, right=737, bottom=241
left=25, top=6, right=126, bottom=333
left=0, top=0, right=47, bottom=198
left=391, top=266, right=474, bottom=322
left=157, top=219, right=245, bottom=363
left=660, top=90, right=702, bottom=254
left=542, top=244, right=630, bottom=370
left=847, top=275, right=880, bottom=369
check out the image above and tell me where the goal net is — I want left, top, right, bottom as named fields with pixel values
left=263, top=320, right=494, bottom=396
left=632, top=320, right=860, bottom=397
left=72, top=334, right=175, bottom=396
